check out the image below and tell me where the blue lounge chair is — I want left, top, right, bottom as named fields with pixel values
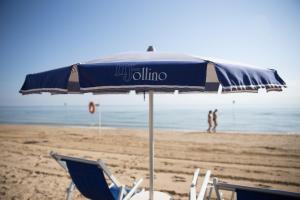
left=50, top=152, right=143, bottom=200
left=189, top=168, right=300, bottom=200
left=213, top=177, right=300, bottom=200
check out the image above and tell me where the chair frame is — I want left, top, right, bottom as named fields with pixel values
left=50, top=151, right=143, bottom=200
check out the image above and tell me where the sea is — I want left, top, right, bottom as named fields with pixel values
left=0, top=105, right=299, bottom=134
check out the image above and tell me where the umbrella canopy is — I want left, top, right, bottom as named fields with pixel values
left=20, top=50, right=286, bottom=200
left=20, top=52, right=286, bottom=95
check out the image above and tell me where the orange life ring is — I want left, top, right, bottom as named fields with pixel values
left=89, top=102, right=96, bottom=114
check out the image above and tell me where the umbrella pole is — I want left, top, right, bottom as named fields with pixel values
left=149, top=90, right=154, bottom=200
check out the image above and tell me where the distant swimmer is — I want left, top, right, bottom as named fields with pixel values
left=207, top=110, right=213, bottom=133
left=212, top=109, right=218, bottom=133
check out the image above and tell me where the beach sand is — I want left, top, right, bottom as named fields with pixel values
left=0, top=124, right=299, bottom=199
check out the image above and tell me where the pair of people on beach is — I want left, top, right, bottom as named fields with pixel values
left=207, top=109, right=218, bottom=133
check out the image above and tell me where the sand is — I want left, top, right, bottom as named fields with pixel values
left=0, top=124, right=299, bottom=200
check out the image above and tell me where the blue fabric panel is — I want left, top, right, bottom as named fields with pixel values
left=64, top=159, right=116, bottom=200
left=77, top=61, right=207, bottom=88
left=236, top=189, right=300, bottom=200
left=20, top=66, right=72, bottom=92
left=214, top=63, right=286, bottom=88
left=109, top=186, right=131, bottom=200
left=109, top=186, right=120, bottom=200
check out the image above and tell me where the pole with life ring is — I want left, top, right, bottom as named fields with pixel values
left=89, top=101, right=101, bottom=136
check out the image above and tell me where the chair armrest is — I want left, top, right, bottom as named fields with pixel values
left=191, top=168, right=200, bottom=187
left=118, top=186, right=125, bottom=200
left=190, top=168, right=200, bottom=200
left=197, top=170, right=211, bottom=200
left=190, top=186, right=197, bottom=200
left=123, top=178, right=143, bottom=200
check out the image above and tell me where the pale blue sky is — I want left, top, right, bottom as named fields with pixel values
left=0, top=0, right=299, bottom=107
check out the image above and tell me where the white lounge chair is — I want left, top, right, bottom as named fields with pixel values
left=50, top=152, right=143, bottom=200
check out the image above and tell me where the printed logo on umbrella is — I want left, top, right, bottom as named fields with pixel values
left=115, top=66, right=168, bottom=82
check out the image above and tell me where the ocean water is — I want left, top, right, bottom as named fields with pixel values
left=0, top=105, right=299, bottom=134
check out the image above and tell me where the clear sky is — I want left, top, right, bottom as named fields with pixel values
left=0, top=0, right=299, bottom=107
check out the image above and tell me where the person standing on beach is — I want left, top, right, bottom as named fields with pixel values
left=212, top=109, right=218, bottom=133
left=207, top=110, right=213, bottom=133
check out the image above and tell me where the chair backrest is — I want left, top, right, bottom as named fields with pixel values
left=214, top=180, right=300, bottom=200
left=52, top=153, right=116, bottom=200
left=236, top=188, right=300, bottom=200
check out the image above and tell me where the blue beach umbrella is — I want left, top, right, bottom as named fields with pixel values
left=20, top=47, right=286, bottom=200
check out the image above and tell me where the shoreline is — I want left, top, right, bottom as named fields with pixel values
left=1, top=105, right=300, bottom=134
left=1, top=122, right=300, bottom=135
left=0, top=124, right=299, bottom=199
